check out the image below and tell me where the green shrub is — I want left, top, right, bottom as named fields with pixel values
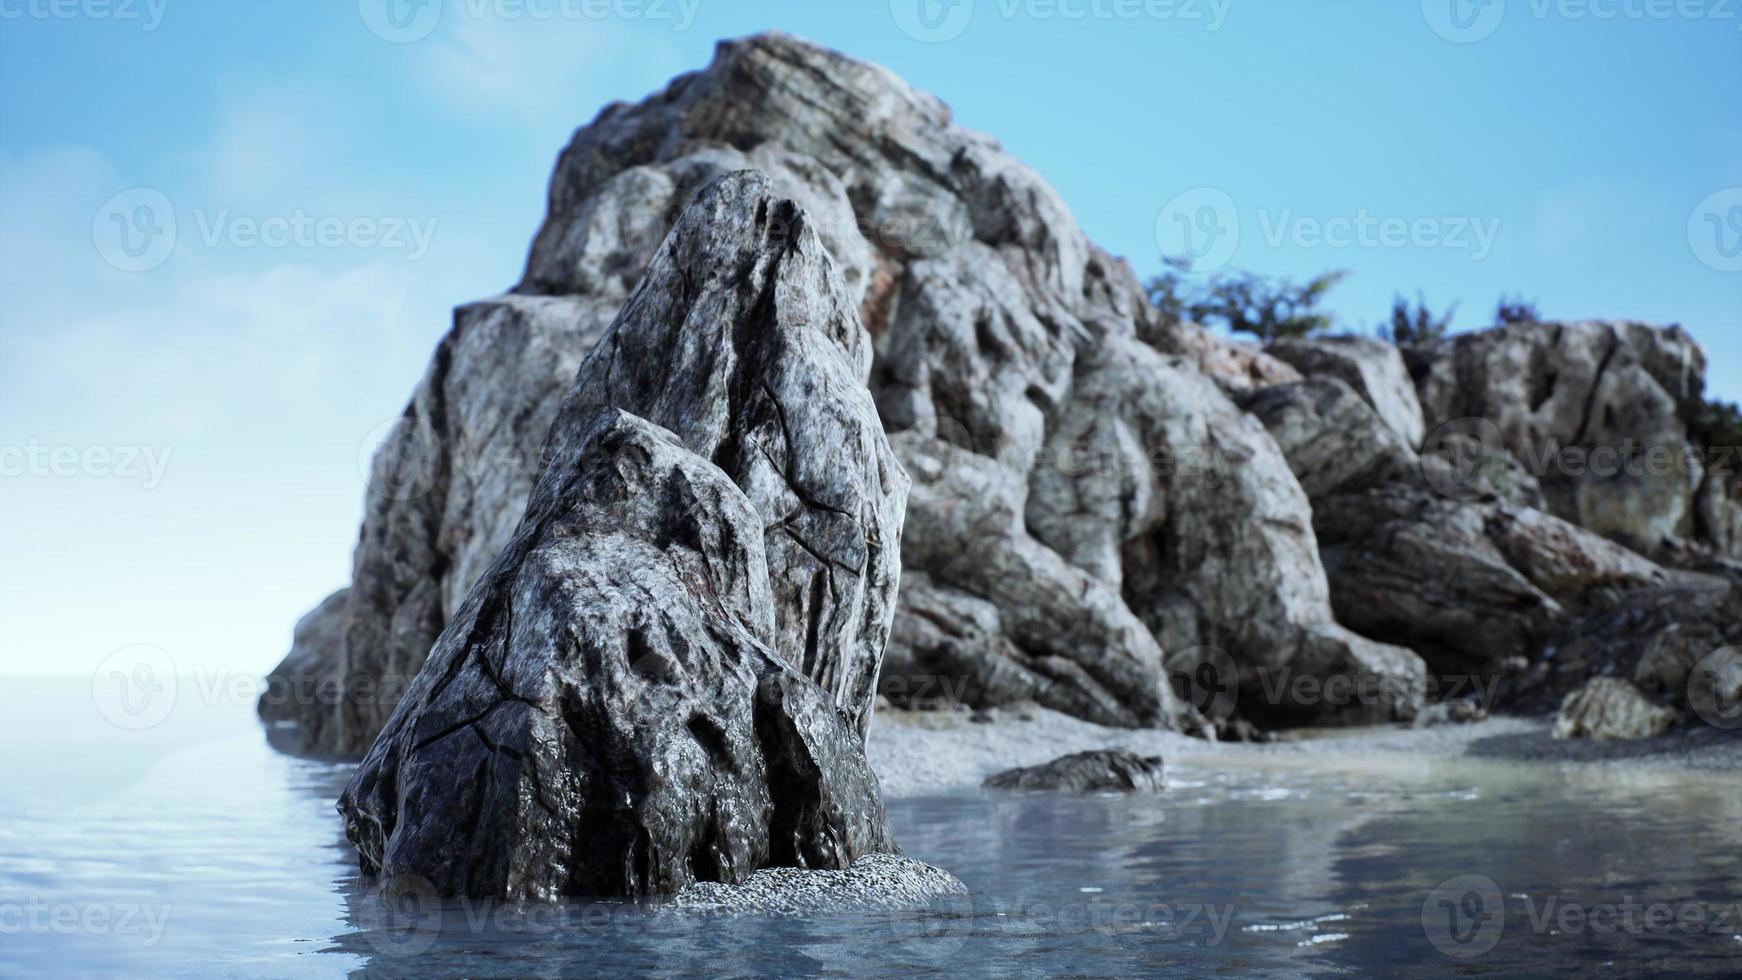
left=1147, top=267, right=1348, bottom=342
left=1496, top=294, right=1541, bottom=325
left=1377, top=292, right=1456, bottom=345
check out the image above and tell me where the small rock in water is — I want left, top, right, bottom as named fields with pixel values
left=1411, top=700, right=1488, bottom=728
left=668, top=854, right=967, bottom=915
left=1552, top=677, right=1678, bottom=740
left=983, top=749, right=1165, bottom=793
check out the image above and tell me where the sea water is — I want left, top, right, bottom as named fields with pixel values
left=3, top=678, right=1739, bottom=977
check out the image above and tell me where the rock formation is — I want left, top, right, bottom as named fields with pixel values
left=1406, top=320, right=1717, bottom=556
left=267, top=33, right=1740, bottom=751
left=1266, top=335, right=1426, bottom=448
left=1551, top=677, right=1678, bottom=740
left=257, top=588, right=346, bottom=727
left=338, top=173, right=906, bottom=900
left=983, top=749, right=1166, bottom=793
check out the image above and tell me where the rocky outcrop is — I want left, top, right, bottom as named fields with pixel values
left=258, top=588, right=346, bottom=727
left=1407, top=320, right=1711, bottom=555
left=1313, top=485, right=1667, bottom=678
left=1237, top=377, right=1418, bottom=499
left=272, top=31, right=1440, bottom=747
left=983, top=749, right=1166, bottom=793
left=338, top=174, right=907, bottom=900
left=270, top=34, right=1734, bottom=750
left=1267, top=335, right=1426, bottom=447
left=1552, top=677, right=1678, bottom=740
left=1521, top=583, right=1741, bottom=714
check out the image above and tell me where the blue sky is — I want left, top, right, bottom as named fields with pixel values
left=2, top=0, right=1739, bottom=681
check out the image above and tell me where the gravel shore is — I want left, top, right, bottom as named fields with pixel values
left=867, top=705, right=1742, bottom=799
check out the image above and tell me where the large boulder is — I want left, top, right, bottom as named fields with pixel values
left=1552, top=677, right=1678, bottom=740
left=1407, top=320, right=1711, bottom=555
left=338, top=173, right=906, bottom=900
left=983, top=749, right=1166, bottom=794
left=1314, top=485, right=1668, bottom=680
left=1237, top=376, right=1418, bottom=499
left=1267, top=335, right=1427, bottom=448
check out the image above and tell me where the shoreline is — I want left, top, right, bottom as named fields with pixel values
left=868, top=705, right=1742, bottom=799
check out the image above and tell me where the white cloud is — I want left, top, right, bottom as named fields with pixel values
left=414, top=14, right=681, bottom=136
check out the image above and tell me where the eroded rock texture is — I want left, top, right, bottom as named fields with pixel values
left=338, top=173, right=905, bottom=900
left=1267, top=335, right=1426, bottom=448
left=1406, top=320, right=1714, bottom=555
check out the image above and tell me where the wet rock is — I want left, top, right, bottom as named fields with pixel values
left=338, top=173, right=906, bottom=900
left=983, top=749, right=1166, bottom=793
left=1552, top=677, right=1678, bottom=740
left=1267, top=335, right=1426, bottom=447
left=668, top=853, right=967, bottom=914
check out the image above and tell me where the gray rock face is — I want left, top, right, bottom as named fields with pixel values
left=258, top=588, right=346, bottom=726
left=329, top=294, right=618, bottom=756
left=1267, top=335, right=1427, bottom=448
left=1314, top=485, right=1668, bottom=678
left=668, top=853, right=967, bottom=914
left=1408, top=320, right=1710, bottom=554
left=1552, top=677, right=1678, bottom=740
left=338, top=174, right=906, bottom=900
left=983, top=749, right=1165, bottom=793
left=1237, top=377, right=1418, bottom=499
left=1523, top=583, right=1741, bottom=715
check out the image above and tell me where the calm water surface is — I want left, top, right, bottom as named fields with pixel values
left=3, top=678, right=1739, bottom=978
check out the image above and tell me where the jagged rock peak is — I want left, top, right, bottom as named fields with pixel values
left=338, top=172, right=907, bottom=900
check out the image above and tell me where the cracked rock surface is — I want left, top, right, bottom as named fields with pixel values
left=337, top=173, right=906, bottom=900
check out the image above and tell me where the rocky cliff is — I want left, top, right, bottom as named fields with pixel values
left=265, top=32, right=1740, bottom=756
